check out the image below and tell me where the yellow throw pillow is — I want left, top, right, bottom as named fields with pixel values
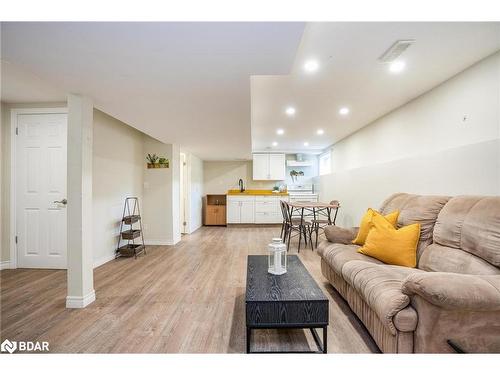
left=352, top=208, right=399, bottom=245
left=358, top=213, right=420, bottom=268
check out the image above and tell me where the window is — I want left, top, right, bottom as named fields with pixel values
left=319, top=151, right=331, bottom=176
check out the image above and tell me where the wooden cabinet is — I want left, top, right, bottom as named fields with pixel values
left=205, top=205, right=226, bottom=225
left=252, top=153, right=285, bottom=180
left=204, top=195, right=227, bottom=226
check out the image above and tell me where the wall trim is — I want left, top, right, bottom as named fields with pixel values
left=9, top=107, right=69, bottom=270
left=0, top=261, right=11, bottom=270
left=145, top=239, right=177, bottom=246
left=93, top=253, right=116, bottom=269
left=66, top=290, right=96, bottom=309
left=188, top=223, right=202, bottom=234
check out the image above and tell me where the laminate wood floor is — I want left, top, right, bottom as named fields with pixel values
left=0, top=226, right=379, bottom=353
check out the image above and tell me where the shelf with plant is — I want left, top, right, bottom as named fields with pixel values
left=146, top=154, right=170, bottom=169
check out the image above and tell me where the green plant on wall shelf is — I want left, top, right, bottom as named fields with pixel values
left=146, top=154, right=169, bottom=169
left=146, top=153, right=159, bottom=164
left=158, top=157, right=170, bottom=168
left=290, top=169, right=304, bottom=182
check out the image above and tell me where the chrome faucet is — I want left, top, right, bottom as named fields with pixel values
left=238, top=179, right=245, bottom=192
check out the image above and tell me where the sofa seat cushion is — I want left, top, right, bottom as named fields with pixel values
left=318, top=241, right=383, bottom=275
left=341, top=260, right=424, bottom=334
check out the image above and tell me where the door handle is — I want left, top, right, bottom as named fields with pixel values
left=54, top=199, right=68, bottom=205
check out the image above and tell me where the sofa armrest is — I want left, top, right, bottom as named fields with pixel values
left=402, top=273, right=500, bottom=311
left=323, top=225, right=358, bottom=244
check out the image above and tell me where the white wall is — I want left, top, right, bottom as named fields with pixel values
left=142, top=138, right=181, bottom=245
left=320, top=51, right=500, bottom=227
left=92, top=109, right=144, bottom=267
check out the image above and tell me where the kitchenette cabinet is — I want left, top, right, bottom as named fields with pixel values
left=227, top=194, right=288, bottom=224
left=227, top=196, right=255, bottom=224
left=204, top=195, right=227, bottom=226
left=252, top=153, right=285, bottom=180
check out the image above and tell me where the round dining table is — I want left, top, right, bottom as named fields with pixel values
left=285, top=201, right=340, bottom=250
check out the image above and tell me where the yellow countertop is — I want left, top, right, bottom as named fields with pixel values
left=227, top=189, right=289, bottom=196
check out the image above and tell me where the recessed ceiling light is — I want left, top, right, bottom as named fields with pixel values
left=339, top=107, right=350, bottom=116
left=316, top=129, right=324, bottom=135
left=285, top=107, right=296, bottom=116
left=304, top=142, right=309, bottom=147
left=276, top=128, right=284, bottom=135
left=389, top=60, right=406, bottom=74
left=272, top=141, right=278, bottom=147
left=304, top=59, right=319, bottom=73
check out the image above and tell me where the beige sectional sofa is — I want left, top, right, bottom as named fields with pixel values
left=318, top=193, right=500, bottom=353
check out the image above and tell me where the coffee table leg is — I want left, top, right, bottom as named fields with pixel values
left=323, top=326, right=327, bottom=354
left=246, top=327, right=251, bottom=353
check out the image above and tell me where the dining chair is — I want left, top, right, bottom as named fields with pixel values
left=279, top=200, right=288, bottom=240
left=282, top=201, right=312, bottom=252
left=310, top=200, right=340, bottom=248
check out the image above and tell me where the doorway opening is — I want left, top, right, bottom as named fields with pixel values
left=180, top=152, right=189, bottom=234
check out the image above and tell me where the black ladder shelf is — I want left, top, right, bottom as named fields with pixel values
left=116, top=197, right=146, bottom=259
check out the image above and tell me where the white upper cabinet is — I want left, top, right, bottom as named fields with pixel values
left=268, top=154, right=286, bottom=180
left=252, top=153, right=269, bottom=180
left=252, top=153, right=285, bottom=180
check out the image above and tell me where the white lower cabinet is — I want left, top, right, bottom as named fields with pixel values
left=240, top=201, right=255, bottom=223
left=227, top=195, right=288, bottom=224
left=227, top=196, right=255, bottom=223
left=227, top=200, right=242, bottom=223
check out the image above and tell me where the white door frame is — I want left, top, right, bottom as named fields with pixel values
left=9, top=107, right=69, bottom=269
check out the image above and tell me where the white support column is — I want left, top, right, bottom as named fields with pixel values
left=66, top=94, right=95, bottom=308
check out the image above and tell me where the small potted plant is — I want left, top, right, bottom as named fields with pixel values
left=158, top=157, right=170, bottom=168
left=146, top=153, right=159, bottom=168
left=290, top=169, right=304, bottom=182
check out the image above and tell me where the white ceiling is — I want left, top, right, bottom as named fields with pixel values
left=1, top=22, right=305, bottom=160
left=2, top=22, right=499, bottom=160
left=251, top=22, right=500, bottom=153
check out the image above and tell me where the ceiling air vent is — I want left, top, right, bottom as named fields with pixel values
left=378, top=39, right=415, bottom=63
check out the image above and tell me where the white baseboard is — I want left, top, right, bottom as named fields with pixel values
left=145, top=239, right=175, bottom=246
left=66, top=290, right=96, bottom=309
left=0, top=261, right=11, bottom=270
left=93, top=253, right=116, bottom=269
left=188, top=223, right=202, bottom=234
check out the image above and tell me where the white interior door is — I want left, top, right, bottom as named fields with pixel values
left=16, top=112, right=68, bottom=269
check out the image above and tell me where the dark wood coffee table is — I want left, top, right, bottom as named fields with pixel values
left=245, top=255, right=329, bottom=353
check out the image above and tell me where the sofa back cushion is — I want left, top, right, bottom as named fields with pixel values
left=379, top=193, right=450, bottom=261
left=418, top=243, right=500, bottom=275
left=430, top=196, right=500, bottom=271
